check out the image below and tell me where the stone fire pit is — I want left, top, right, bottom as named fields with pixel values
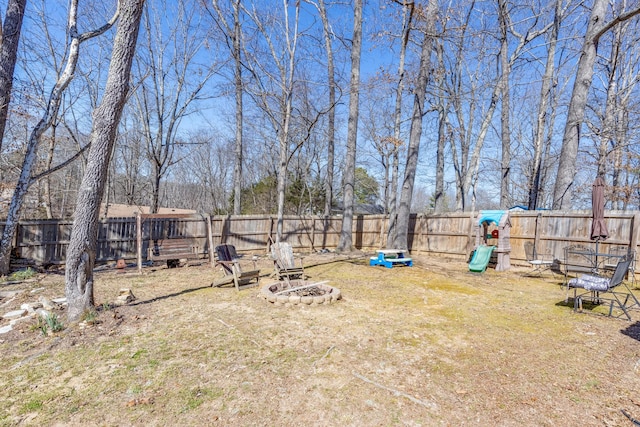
left=260, top=280, right=341, bottom=306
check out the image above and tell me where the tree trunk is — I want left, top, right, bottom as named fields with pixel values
left=43, top=124, right=58, bottom=219
left=65, top=0, right=144, bottom=322
left=275, top=1, right=299, bottom=242
left=386, top=0, right=412, bottom=247
left=392, top=0, right=436, bottom=250
left=433, top=41, right=447, bottom=213
left=336, top=0, right=362, bottom=252
left=0, top=0, right=27, bottom=153
left=232, top=0, right=243, bottom=215
left=151, top=163, right=161, bottom=213
left=318, top=0, right=336, bottom=218
left=552, top=0, right=606, bottom=209
left=498, top=0, right=510, bottom=209
left=276, top=124, right=288, bottom=242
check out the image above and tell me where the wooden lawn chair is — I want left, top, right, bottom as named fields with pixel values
left=270, top=241, right=305, bottom=281
left=213, top=244, right=260, bottom=291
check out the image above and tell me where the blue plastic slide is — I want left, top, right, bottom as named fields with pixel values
left=468, top=245, right=495, bottom=273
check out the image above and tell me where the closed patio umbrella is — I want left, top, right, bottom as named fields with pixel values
left=591, top=176, right=609, bottom=268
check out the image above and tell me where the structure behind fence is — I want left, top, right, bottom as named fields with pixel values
left=2, top=210, right=640, bottom=268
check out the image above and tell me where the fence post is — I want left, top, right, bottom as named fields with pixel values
left=136, top=213, right=142, bottom=274
left=220, top=215, right=229, bottom=245
left=310, top=216, right=315, bottom=252
left=466, top=211, right=476, bottom=256
left=206, top=214, right=215, bottom=268
left=13, top=222, right=19, bottom=260
left=269, top=216, right=274, bottom=243
left=417, top=214, right=425, bottom=254
left=534, top=212, right=542, bottom=249
left=630, top=213, right=640, bottom=256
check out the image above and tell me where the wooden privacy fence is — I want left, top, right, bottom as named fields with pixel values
left=2, top=210, right=640, bottom=268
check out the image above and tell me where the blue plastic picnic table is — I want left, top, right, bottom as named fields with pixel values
left=369, top=249, right=413, bottom=268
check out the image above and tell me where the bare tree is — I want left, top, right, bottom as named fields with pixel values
left=497, top=0, right=510, bottom=208
left=586, top=12, right=640, bottom=210
left=112, top=116, right=149, bottom=206
left=498, top=1, right=565, bottom=209
left=65, top=0, right=144, bottom=322
left=133, top=0, right=217, bottom=213
left=185, top=130, right=233, bottom=213
left=445, top=0, right=487, bottom=211
left=590, top=21, right=625, bottom=178
left=306, top=0, right=338, bottom=217
left=432, top=39, right=448, bottom=213
left=392, top=0, right=436, bottom=251
left=360, top=84, right=394, bottom=211
left=0, top=0, right=118, bottom=275
left=0, top=0, right=27, bottom=152
left=386, top=0, right=413, bottom=246
left=552, top=0, right=640, bottom=209
left=446, top=0, right=555, bottom=211
left=240, top=0, right=301, bottom=241
left=37, top=3, right=112, bottom=219
left=208, top=0, right=244, bottom=215
left=336, top=0, right=362, bottom=252
left=528, top=0, right=564, bottom=209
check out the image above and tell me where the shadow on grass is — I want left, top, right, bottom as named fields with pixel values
left=555, top=299, right=574, bottom=309
left=556, top=297, right=638, bottom=321
left=620, top=321, right=640, bottom=342
left=130, top=285, right=213, bottom=307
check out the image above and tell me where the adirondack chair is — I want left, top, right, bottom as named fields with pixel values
left=567, top=254, right=639, bottom=320
left=212, top=244, right=260, bottom=291
left=270, top=241, right=305, bottom=281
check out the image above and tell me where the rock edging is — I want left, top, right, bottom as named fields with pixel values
left=259, top=281, right=342, bottom=306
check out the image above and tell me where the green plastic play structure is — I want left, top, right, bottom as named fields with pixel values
left=468, top=245, right=495, bottom=273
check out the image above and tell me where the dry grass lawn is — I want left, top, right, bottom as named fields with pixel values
left=1, top=252, right=640, bottom=426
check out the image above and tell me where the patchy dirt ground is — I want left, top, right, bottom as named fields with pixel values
left=1, top=251, right=640, bottom=426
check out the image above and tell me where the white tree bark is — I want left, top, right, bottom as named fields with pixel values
left=0, top=0, right=118, bottom=275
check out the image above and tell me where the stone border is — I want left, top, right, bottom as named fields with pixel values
left=259, top=281, right=342, bottom=306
